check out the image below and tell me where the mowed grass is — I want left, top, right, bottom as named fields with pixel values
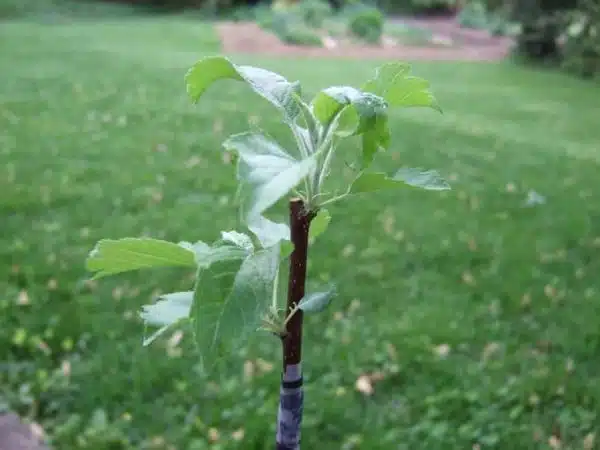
left=2, top=16, right=600, bottom=450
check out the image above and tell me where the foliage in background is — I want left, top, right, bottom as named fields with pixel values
left=295, top=0, right=333, bottom=28
left=0, top=0, right=461, bottom=19
left=456, top=0, right=514, bottom=36
left=345, top=3, right=384, bottom=43
left=493, top=0, right=600, bottom=78
left=375, top=0, right=458, bottom=16
left=383, top=20, right=441, bottom=45
left=0, top=0, right=148, bottom=18
left=456, top=1, right=488, bottom=29
left=560, top=0, right=600, bottom=77
left=255, top=4, right=325, bottom=46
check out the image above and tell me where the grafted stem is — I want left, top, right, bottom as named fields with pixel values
left=275, top=198, right=314, bottom=450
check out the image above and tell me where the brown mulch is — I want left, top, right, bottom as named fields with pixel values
left=216, top=19, right=513, bottom=61
left=0, top=413, right=49, bottom=450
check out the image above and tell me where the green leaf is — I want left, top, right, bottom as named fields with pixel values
left=224, top=132, right=316, bottom=218
left=140, top=291, right=193, bottom=346
left=191, top=258, right=244, bottom=362
left=309, top=209, right=331, bottom=242
left=294, top=94, right=319, bottom=149
left=363, top=62, right=441, bottom=112
left=311, top=86, right=390, bottom=169
left=293, top=124, right=314, bottom=156
left=280, top=241, right=294, bottom=259
left=297, top=285, right=336, bottom=313
left=220, top=231, right=255, bottom=254
left=349, top=169, right=450, bottom=194
left=246, top=215, right=293, bottom=258
left=388, top=77, right=440, bottom=111
left=362, top=62, right=410, bottom=96
left=360, top=114, right=390, bottom=168
left=334, top=104, right=360, bottom=137
left=185, top=56, right=301, bottom=121
left=192, top=245, right=280, bottom=362
left=247, top=214, right=290, bottom=248
left=191, top=240, right=250, bottom=268
left=86, top=238, right=195, bottom=279
left=311, top=86, right=387, bottom=128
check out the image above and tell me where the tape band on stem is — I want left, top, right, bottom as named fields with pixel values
left=276, top=363, right=303, bottom=449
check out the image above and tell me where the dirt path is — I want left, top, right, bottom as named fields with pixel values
left=216, top=19, right=513, bottom=61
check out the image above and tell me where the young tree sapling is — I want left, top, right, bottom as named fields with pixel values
left=85, top=56, right=450, bottom=450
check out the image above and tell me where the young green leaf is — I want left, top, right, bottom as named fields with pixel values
left=280, top=241, right=294, bottom=259
left=294, top=96, right=319, bottom=147
left=311, top=87, right=390, bottom=169
left=224, top=132, right=316, bottom=218
left=191, top=258, right=243, bottom=362
left=349, top=169, right=450, bottom=194
left=86, top=238, right=196, bottom=279
left=185, top=56, right=301, bottom=121
left=335, top=108, right=390, bottom=168
left=297, top=285, right=336, bottom=313
left=140, top=291, right=193, bottom=346
left=362, top=62, right=410, bottom=96
left=309, top=209, right=331, bottom=242
left=192, top=244, right=280, bottom=362
left=246, top=215, right=294, bottom=259
left=311, top=86, right=387, bottom=129
left=360, top=114, right=390, bottom=168
left=334, top=104, right=360, bottom=137
left=220, top=231, right=255, bottom=254
left=191, top=240, right=251, bottom=268
left=247, top=214, right=290, bottom=248
left=386, top=76, right=440, bottom=111
left=363, top=62, right=441, bottom=112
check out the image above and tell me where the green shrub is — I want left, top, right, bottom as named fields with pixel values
left=257, top=7, right=294, bottom=32
left=257, top=6, right=323, bottom=47
left=486, top=13, right=512, bottom=36
left=511, top=0, right=600, bottom=78
left=346, top=4, right=384, bottom=44
left=510, top=0, right=577, bottom=21
left=296, top=0, right=332, bottom=28
left=229, top=4, right=256, bottom=21
left=251, top=3, right=270, bottom=21
left=560, top=2, right=600, bottom=78
left=457, top=0, right=488, bottom=29
left=457, top=1, right=514, bottom=36
left=512, top=14, right=563, bottom=63
left=281, top=25, right=324, bottom=45
left=375, top=0, right=457, bottom=16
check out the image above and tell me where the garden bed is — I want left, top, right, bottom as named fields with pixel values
left=0, top=413, right=48, bottom=450
left=217, top=19, right=513, bottom=61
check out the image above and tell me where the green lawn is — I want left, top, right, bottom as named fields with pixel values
left=2, top=15, right=600, bottom=450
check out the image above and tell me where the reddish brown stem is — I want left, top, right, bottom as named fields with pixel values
left=283, top=199, right=314, bottom=366
left=275, top=198, right=315, bottom=450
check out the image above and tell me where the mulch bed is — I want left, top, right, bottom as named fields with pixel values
left=216, top=19, right=513, bottom=61
left=0, top=413, right=49, bottom=450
